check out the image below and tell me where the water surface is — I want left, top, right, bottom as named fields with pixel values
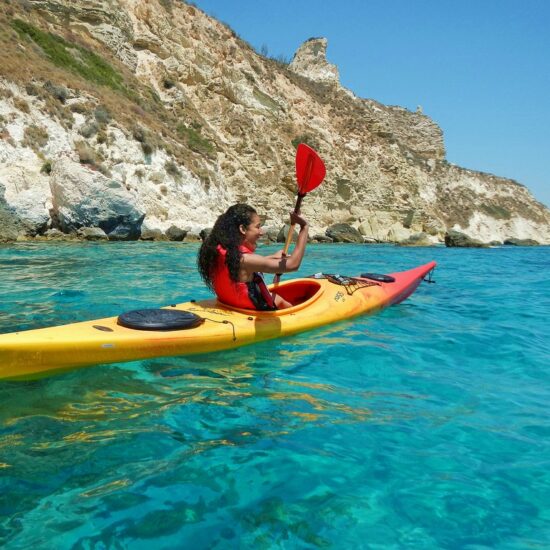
left=0, top=242, right=548, bottom=548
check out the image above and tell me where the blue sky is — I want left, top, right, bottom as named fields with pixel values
left=191, top=0, right=549, bottom=207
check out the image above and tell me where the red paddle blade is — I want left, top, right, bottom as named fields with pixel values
left=295, top=143, right=326, bottom=194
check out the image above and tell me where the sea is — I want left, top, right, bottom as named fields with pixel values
left=0, top=242, right=548, bottom=549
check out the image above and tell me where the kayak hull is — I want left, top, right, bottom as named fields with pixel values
left=0, top=262, right=436, bottom=380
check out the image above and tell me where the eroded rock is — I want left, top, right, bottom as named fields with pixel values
left=289, top=38, right=340, bottom=85
left=326, top=223, right=364, bottom=243
left=78, top=227, right=108, bottom=240
left=0, top=184, right=25, bottom=242
left=503, top=238, right=539, bottom=246
left=398, top=232, right=434, bottom=247
left=165, top=225, right=187, bottom=241
left=50, top=157, right=145, bottom=240
left=444, top=230, right=488, bottom=248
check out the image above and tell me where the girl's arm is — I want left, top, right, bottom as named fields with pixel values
left=265, top=249, right=285, bottom=259
left=243, top=213, right=309, bottom=275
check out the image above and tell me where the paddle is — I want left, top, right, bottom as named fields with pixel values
left=272, top=143, right=326, bottom=289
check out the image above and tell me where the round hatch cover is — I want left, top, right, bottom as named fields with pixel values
left=360, top=273, right=396, bottom=283
left=117, top=309, right=203, bottom=331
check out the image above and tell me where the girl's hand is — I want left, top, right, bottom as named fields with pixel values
left=290, top=211, right=308, bottom=228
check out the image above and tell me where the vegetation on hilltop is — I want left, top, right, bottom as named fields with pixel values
left=0, top=7, right=217, bottom=176
left=11, top=19, right=127, bottom=94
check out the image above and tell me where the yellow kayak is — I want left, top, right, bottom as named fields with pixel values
left=0, top=262, right=436, bottom=380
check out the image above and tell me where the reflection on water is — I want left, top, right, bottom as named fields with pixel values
left=0, top=339, right=393, bottom=545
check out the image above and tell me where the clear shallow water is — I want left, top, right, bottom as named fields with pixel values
left=0, top=242, right=548, bottom=549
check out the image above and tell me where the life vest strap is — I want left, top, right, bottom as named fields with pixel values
left=248, top=272, right=277, bottom=310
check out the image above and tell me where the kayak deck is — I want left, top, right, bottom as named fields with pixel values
left=0, top=261, right=436, bottom=380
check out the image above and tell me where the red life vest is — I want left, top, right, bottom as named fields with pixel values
left=213, top=244, right=275, bottom=310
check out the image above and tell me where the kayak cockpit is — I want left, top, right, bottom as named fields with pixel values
left=218, top=279, right=323, bottom=316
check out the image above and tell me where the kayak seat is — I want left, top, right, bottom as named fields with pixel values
left=218, top=280, right=322, bottom=314
left=272, top=280, right=321, bottom=307
left=117, top=309, right=204, bottom=331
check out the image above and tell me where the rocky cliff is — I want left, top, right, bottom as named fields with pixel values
left=1, top=0, right=549, bottom=244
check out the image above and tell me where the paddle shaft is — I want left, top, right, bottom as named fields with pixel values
left=272, top=147, right=320, bottom=295
left=272, top=193, right=305, bottom=289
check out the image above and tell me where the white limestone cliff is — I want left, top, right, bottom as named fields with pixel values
left=0, top=0, right=548, bottom=244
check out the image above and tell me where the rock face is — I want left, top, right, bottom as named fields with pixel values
left=78, top=227, right=109, bottom=240
left=0, top=183, right=26, bottom=240
left=444, top=230, right=488, bottom=248
left=49, top=157, right=145, bottom=239
left=398, top=232, right=434, bottom=247
left=289, top=38, right=340, bottom=85
left=326, top=223, right=364, bottom=243
left=0, top=0, right=548, bottom=244
left=503, top=238, right=539, bottom=246
left=165, top=225, right=187, bottom=241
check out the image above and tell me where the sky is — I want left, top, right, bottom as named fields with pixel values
left=190, top=0, right=550, bottom=207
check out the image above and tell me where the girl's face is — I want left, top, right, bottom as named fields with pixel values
left=240, top=213, right=263, bottom=250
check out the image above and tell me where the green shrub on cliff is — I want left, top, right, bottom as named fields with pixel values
left=22, top=124, right=48, bottom=151
left=11, top=19, right=125, bottom=93
left=481, top=204, right=512, bottom=220
left=176, top=123, right=214, bottom=156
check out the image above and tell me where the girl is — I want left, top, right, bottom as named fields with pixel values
left=197, top=203, right=308, bottom=310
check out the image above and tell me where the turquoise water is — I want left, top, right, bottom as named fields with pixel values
left=0, top=242, right=548, bottom=549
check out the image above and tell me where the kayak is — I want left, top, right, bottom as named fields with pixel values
left=0, top=261, right=436, bottom=380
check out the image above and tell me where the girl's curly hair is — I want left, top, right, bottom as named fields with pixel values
left=197, top=203, right=257, bottom=290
